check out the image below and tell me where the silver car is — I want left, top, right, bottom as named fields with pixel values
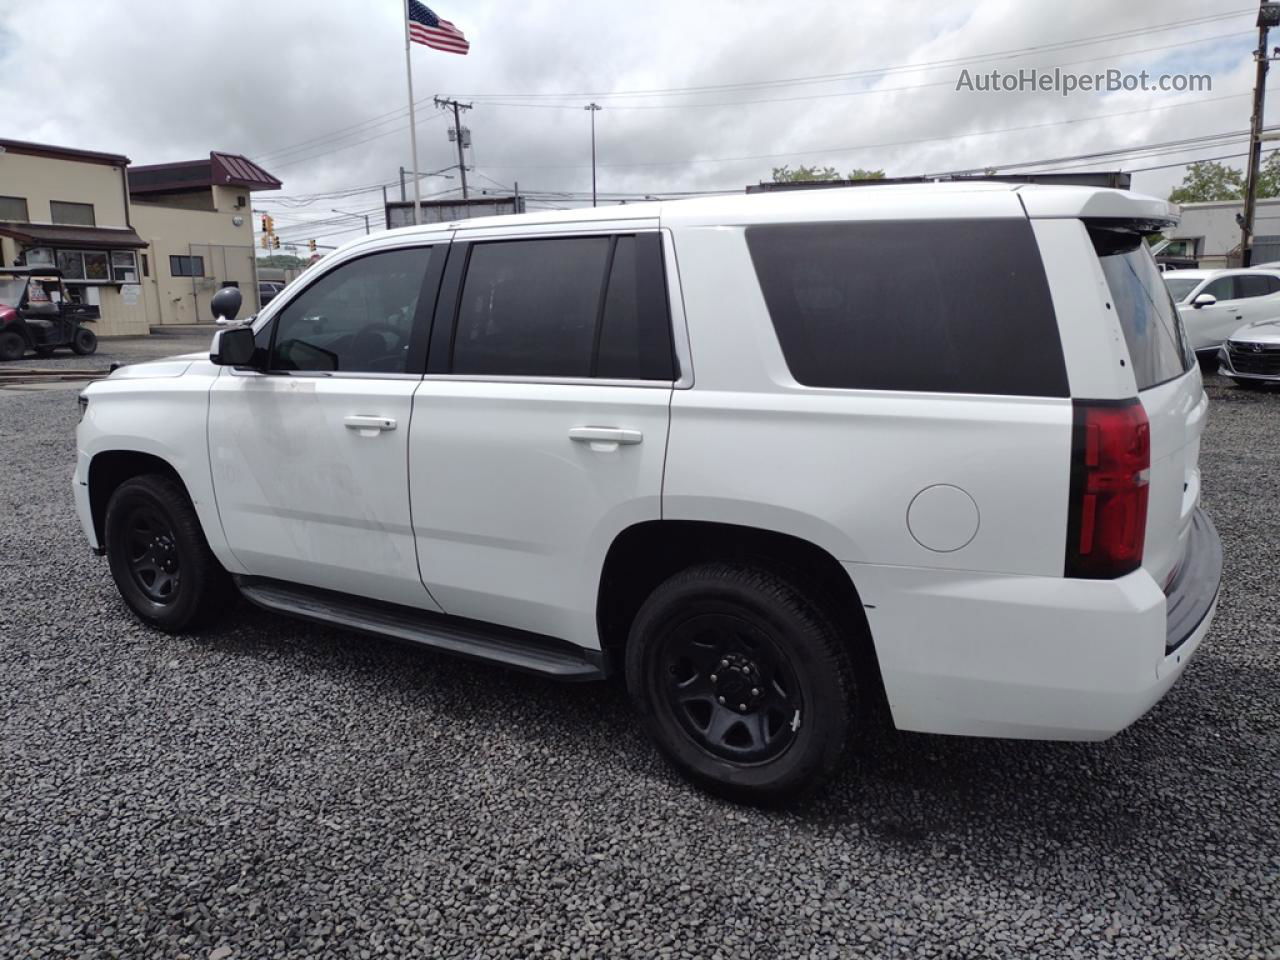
left=1219, top=318, right=1280, bottom=388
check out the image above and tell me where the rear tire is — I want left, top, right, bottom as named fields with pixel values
left=626, top=562, right=858, bottom=804
left=0, top=331, right=24, bottom=361
left=104, top=474, right=233, bottom=632
left=71, top=327, right=97, bottom=356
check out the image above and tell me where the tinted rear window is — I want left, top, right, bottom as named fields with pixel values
left=1091, top=227, right=1191, bottom=390
left=745, top=219, right=1068, bottom=396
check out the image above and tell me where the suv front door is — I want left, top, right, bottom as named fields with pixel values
left=409, top=226, right=680, bottom=650
left=208, top=241, right=445, bottom=609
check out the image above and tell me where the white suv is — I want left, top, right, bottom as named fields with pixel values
left=75, top=183, right=1222, bottom=802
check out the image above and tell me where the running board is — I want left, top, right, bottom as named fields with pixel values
left=236, top=578, right=606, bottom=681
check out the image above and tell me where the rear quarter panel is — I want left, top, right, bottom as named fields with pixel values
left=662, top=222, right=1074, bottom=578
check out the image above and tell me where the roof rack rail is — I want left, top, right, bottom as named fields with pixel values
left=745, top=171, right=1132, bottom=194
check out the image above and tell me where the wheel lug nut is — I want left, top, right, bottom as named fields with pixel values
left=710, top=674, right=718, bottom=682
left=717, top=696, right=725, bottom=704
left=738, top=703, right=747, bottom=711
left=751, top=687, right=759, bottom=696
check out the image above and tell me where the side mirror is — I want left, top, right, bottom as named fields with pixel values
left=211, top=286, right=243, bottom=324
left=210, top=326, right=257, bottom=367
left=1192, top=293, right=1217, bottom=309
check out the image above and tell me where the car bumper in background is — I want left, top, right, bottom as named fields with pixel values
left=1219, top=344, right=1280, bottom=381
left=850, top=507, right=1223, bottom=741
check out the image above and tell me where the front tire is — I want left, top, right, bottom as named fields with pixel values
left=626, top=563, right=858, bottom=804
left=0, top=330, right=24, bottom=361
left=104, top=474, right=232, bottom=632
left=71, top=327, right=97, bottom=355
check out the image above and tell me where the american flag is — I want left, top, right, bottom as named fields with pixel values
left=407, top=0, right=469, bottom=55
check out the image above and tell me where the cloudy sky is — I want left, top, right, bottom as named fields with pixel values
left=0, top=0, right=1266, bottom=250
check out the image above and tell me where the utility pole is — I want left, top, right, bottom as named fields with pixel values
left=399, top=167, right=407, bottom=201
left=331, top=208, right=371, bottom=235
left=585, top=102, right=602, bottom=207
left=435, top=96, right=472, bottom=200
left=1242, top=3, right=1280, bottom=266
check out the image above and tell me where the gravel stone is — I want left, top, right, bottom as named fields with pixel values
left=1, top=354, right=1277, bottom=958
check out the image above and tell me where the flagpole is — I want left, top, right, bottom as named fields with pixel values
left=403, top=0, right=422, bottom=226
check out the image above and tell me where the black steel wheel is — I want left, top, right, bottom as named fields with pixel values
left=104, top=474, right=232, bottom=632
left=121, top=505, right=182, bottom=603
left=659, top=612, right=803, bottom=764
left=0, top=330, right=24, bottom=361
left=627, top=562, right=859, bottom=804
left=71, top=327, right=97, bottom=356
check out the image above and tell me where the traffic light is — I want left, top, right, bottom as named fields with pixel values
left=308, top=239, right=317, bottom=253
left=272, top=236, right=280, bottom=249
left=260, top=234, right=271, bottom=250
left=260, top=214, right=274, bottom=234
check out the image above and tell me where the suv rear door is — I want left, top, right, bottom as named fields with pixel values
left=408, top=224, right=678, bottom=650
left=1091, top=227, right=1205, bottom=588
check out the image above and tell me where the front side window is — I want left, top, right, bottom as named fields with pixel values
left=270, top=247, right=432, bottom=374
left=1163, top=277, right=1201, bottom=302
left=451, top=233, right=674, bottom=380
left=746, top=219, right=1068, bottom=396
left=50, top=201, right=95, bottom=226
left=1091, top=227, right=1191, bottom=390
left=1200, top=276, right=1235, bottom=301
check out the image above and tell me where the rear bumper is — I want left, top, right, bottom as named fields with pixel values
left=850, top=507, right=1222, bottom=740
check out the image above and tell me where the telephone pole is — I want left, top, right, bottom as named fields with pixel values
left=435, top=96, right=472, bottom=201
left=585, top=102, right=602, bottom=207
left=1241, top=3, right=1280, bottom=266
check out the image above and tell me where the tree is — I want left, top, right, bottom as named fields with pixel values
left=1255, top=150, right=1280, bottom=199
left=1168, top=160, right=1245, bottom=204
left=771, top=164, right=887, bottom=183
left=256, top=254, right=308, bottom=268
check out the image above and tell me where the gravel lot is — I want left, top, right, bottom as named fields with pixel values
left=1, top=351, right=1277, bottom=959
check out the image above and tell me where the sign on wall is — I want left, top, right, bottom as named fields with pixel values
left=120, top=284, right=141, bottom=306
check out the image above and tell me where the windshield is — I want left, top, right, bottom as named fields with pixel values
left=1164, top=277, right=1201, bottom=303
left=0, top=278, right=27, bottom=306
left=1092, top=228, right=1192, bottom=390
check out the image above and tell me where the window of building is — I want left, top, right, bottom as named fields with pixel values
left=141, top=254, right=150, bottom=278
left=23, top=248, right=54, bottom=267
left=169, top=255, right=205, bottom=278
left=54, top=249, right=111, bottom=283
left=111, top=250, right=139, bottom=283
left=746, top=219, right=1068, bottom=396
left=451, top=234, right=674, bottom=380
left=0, top=196, right=29, bottom=222
left=50, top=201, right=96, bottom=226
left=270, top=247, right=433, bottom=374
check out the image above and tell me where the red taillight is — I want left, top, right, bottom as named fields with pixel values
left=1065, top=399, right=1150, bottom=579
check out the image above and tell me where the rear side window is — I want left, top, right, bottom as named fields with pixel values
left=1235, top=273, right=1278, bottom=298
left=1090, top=226, right=1191, bottom=390
left=452, top=233, right=674, bottom=380
left=745, top=219, right=1068, bottom=396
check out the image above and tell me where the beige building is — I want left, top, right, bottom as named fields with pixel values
left=0, top=139, right=281, bottom=336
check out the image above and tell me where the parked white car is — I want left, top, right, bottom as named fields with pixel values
left=1218, top=317, right=1280, bottom=387
left=74, top=183, right=1222, bottom=802
left=1163, top=267, right=1280, bottom=358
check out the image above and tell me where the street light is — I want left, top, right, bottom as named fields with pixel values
left=585, top=102, right=602, bottom=207
left=331, top=208, right=371, bottom=235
